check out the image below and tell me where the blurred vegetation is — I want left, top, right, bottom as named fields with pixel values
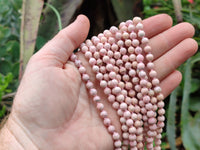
left=0, top=0, right=200, bottom=149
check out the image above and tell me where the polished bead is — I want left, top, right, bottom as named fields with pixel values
left=90, top=88, right=97, bottom=96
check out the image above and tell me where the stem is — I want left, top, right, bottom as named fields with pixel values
left=45, top=3, right=62, bottom=31
left=172, top=0, right=183, bottom=23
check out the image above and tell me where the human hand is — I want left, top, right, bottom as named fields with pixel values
left=2, top=14, right=197, bottom=150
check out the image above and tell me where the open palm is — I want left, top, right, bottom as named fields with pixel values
left=8, top=14, right=197, bottom=150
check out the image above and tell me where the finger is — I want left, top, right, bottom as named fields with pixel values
left=160, top=70, right=182, bottom=98
left=143, top=14, right=173, bottom=38
left=154, top=38, right=198, bottom=80
left=35, top=15, right=90, bottom=65
left=149, top=22, right=195, bottom=60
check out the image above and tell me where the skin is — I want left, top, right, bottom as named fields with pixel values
left=0, top=14, right=198, bottom=150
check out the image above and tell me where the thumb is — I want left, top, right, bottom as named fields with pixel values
left=35, top=15, right=90, bottom=65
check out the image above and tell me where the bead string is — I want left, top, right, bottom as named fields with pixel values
left=70, top=17, right=165, bottom=150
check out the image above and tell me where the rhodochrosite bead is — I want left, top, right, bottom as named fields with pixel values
left=70, top=16, right=165, bottom=150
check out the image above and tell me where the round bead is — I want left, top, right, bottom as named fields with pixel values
left=109, top=71, right=116, bottom=79
left=103, top=118, right=111, bottom=126
left=82, top=74, right=89, bottom=81
left=108, top=125, right=115, bottom=133
left=115, top=32, right=122, bottom=39
left=122, top=32, right=129, bottom=39
left=138, top=30, right=145, bottom=37
left=85, top=51, right=92, bottom=59
left=96, top=73, right=103, bottom=80
left=117, top=109, right=124, bottom=116
left=100, top=48, right=107, bottom=56
left=122, top=132, right=129, bottom=139
left=96, top=42, right=103, bottom=49
left=128, top=105, right=134, bottom=112
left=142, top=37, right=149, bottom=44
left=120, top=103, right=128, bottom=110
left=122, top=125, right=128, bottom=132
left=137, top=62, right=145, bottom=69
left=123, top=110, right=131, bottom=118
left=136, top=54, right=144, bottom=62
left=126, top=119, right=133, bottom=126
left=79, top=66, right=86, bottom=74
left=116, top=94, right=125, bottom=102
left=100, top=110, right=108, bottom=118
left=86, top=81, right=93, bottom=89
left=81, top=46, right=88, bottom=53
left=130, top=32, right=137, bottom=39
left=154, top=86, right=162, bottom=93
left=112, top=102, right=119, bottom=109
left=96, top=59, right=102, bottom=66
left=148, top=117, right=157, bottom=124
left=129, top=126, right=136, bottom=134
left=149, top=70, right=157, bottom=78
left=102, top=55, right=109, bottom=63
left=131, top=113, right=138, bottom=120
left=158, top=115, right=165, bottom=122
left=113, top=132, right=120, bottom=140
left=110, top=26, right=118, bottom=34
left=112, top=87, right=121, bottom=95
left=93, top=96, right=100, bottom=102
left=96, top=103, right=104, bottom=111
left=132, top=39, right=139, bottom=47
left=158, top=101, right=165, bottom=108
left=114, top=140, right=122, bottom=148
left=147, top=110, right=155, bottom=117
left=136, top=22, right=143, bottom=29
left=128, top=24, right=135, bottom=32
left=75, top=59, right=81, bottom=67
left=120, top=47, right=127, bottom=55
left=111, top=44, right=118, bottom=51
left=157, top=93, right=164, bottom=101
left=120, top=117, right=126, bottom=124
left=108, top=94, right=115, bottom=103
left=158, top=108, right=165, bottom=115
left=100, top=80, right=107, bottom=88
left=146, top=53, right=154, bottom=61
left=104, top=87, right=111, bottom=95
left=125, top=39, right=132, bottom=46
left=117, top=40, right=124, bottom=47
left=133, top=17, right=142, bottom=24
left=89, top=45, right=96, bottom=53
left=92, top=65, right=99, bottom=73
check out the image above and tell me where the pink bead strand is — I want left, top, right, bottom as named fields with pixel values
left=70, top=53, right=122, bottom=149
left=70, top=16, right=165, bottom=150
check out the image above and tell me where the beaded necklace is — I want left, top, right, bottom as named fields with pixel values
left=70, top=17, right=165, bottom=150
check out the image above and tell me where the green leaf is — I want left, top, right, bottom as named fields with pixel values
left=0, top=106, right=6, bottom=118
left=167, top=87, right=178, bottom=150
left=189, top=96, right=200, bottom=112
left=12, top=62, right=19, bottom=78
left=188, top=112, right=200, bottom=149
left=0, top=25, right=11, bottom=44
left=36, top=36, right=47, bottom=50
left=7, top=41, right=20, bottom=62
left=181, top=59, right=193, bottom=150
left=0, top=60, right=12, bottom=75
left=0, top=46, right=7, bottom=57
left=190, top=78, right=200, bottom=93
left=181, top=59, right=198, bottom=150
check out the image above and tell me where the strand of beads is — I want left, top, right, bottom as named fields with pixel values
left=70, top=53, right=122, bottom=149
left=135, top=18, right=165, bottom=150
left=70, top=16, right=165, bottom=150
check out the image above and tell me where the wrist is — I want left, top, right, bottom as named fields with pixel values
left=0, top=115, right=38, bottom=150
left=0, top=123, right=23, bottom=150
